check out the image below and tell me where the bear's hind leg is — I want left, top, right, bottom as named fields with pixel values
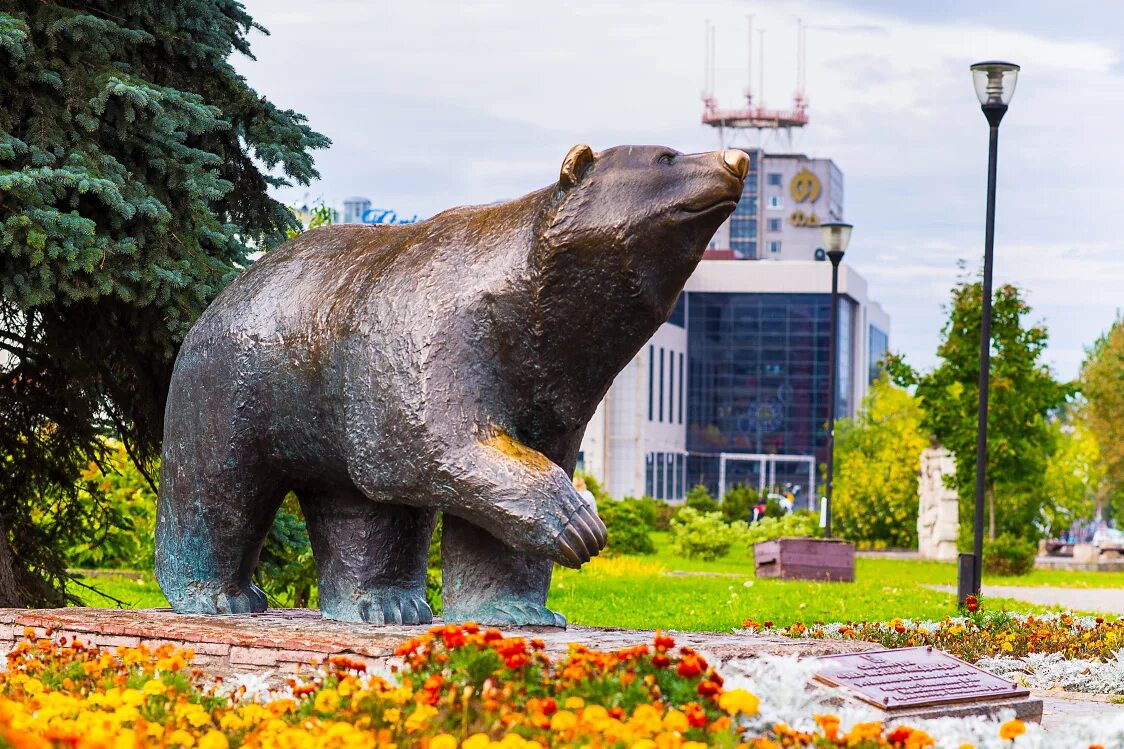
left=441, top=514, right=564, bottom=627
left=299, top=488, right=437, bottom=625
left=155, top=455, right=284, bottom=615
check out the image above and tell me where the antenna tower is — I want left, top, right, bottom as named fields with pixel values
left=701, top=17, right=809, bottom=148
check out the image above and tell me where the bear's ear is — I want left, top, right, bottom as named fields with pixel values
left=559, top=144, right=594, bottom=190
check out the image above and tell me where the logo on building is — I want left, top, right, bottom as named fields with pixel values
left=788, top=210, right=820, bottom=228
left=789, top=168, right=821, bottom=204
left=362, top=209, right=419, bottom=225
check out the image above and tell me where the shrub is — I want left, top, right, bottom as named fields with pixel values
left=255, top=494, right=317, bottom=607
left=745, top=511, right=820, bottom=547
left=721, top=484, right=757, bottom=524
left=620, top=496, right=660, bottom=529
left=597, top=500, right=656, bottom=555
left=983, top=533, right=1037, bottom=576
left=762, top=496, right=785, bottom=519
left=669, top=507, right=748, bottom=561
left=685, top=484, right=720, bottom=514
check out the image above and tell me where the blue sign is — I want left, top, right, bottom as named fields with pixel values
left=361, top=208, right=419, bottom=225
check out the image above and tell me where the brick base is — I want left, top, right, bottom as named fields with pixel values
left=0, top=608, right=876, bottom=679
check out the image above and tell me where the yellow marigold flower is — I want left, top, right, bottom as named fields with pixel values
left=142, top=679, right=167, bottom=697
left=999, top=719, right=1025, bottom=740
left=683, top=743, right=709, bottom=749
left=405, top=704, right=438, bottom=732
left=430, top=734, right=458, bottom=749
left=168, top=728, right=196, bottom=747
left=564, top=696, right=585, bottom=710
left=463, top=734, right=492, bottom=749
left=22, top=678, right=43, bottom=696
left=718, top=689, right=760, bottom=717
left=630, top=741, right=656, bottom=749
left=120, top=689, right=144, bottom=708
left=314, top=688, right=341, bottom=713
left=662, top=710, right=689, bottom=733
left=550, top=710, right=578, bottom=731
left=198, top=730, right=229, bottom=749
left=382, top=707, right=401, bottom=724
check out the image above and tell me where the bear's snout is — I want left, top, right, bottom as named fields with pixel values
left=722, top=149, right=750, bottom=179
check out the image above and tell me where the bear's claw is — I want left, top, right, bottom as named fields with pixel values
left=448, top=601, right=566, bottom=628
left=172, top=583, right=268, bottom=615
left=552, top=497, right=607, bottom=568
left=321, top=587, right=433, bottom=626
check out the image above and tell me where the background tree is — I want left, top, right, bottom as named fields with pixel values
left=889, top=276, right=1068, bottom=542
left=1042, top=408, right=1112, bottom=533
left=831, top=377, right=927, bottom=548
left=0, top=1, right=328, bottom=605
left=1080, top=316, right=1124, bottom=520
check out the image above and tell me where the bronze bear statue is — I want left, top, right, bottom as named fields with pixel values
left=155, top=144, right=748, bottom=626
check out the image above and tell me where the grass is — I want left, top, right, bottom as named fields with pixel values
left=72, top=531, right=1106, bottom=631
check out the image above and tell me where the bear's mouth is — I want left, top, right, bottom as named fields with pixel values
left=680, top=198, right=739, bottom=217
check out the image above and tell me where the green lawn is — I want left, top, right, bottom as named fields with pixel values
left=72, top=531, right=1111, bottom=631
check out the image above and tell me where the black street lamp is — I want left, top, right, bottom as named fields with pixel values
left=960, top=61, right=1020, bottom=602
left=820, top=221, right=852, bottom=540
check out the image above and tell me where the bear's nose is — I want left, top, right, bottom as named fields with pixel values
left=722, top=149, right=749, bottom=179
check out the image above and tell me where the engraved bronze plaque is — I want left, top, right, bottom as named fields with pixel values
left=814, top=647, right=1029, bottom=710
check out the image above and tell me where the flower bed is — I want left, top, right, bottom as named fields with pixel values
left=0, top=626, right=1048, bottom=748
left=748, top=611, right=1123, bottom=664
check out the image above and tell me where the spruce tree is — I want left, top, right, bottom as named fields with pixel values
left=0, top=1, right=328, bottom=604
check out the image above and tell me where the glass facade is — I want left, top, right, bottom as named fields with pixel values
left=729, top=151, right=759, bottom=259
left=868, top=325, right=889, bottom=383
left=684, top=292, right=838, bottom=493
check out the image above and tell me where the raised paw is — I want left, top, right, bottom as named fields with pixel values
left=446, top=599, right=566, bottom=628
left=320, top=586, right=433, bottom=626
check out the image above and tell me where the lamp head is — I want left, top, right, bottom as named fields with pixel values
left=819, top=222, right=852, bottom=261
left=970, top=61, right=1019, bottom=110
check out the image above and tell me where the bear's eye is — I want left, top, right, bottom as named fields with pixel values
left=657, top=152, right=676, bottom=165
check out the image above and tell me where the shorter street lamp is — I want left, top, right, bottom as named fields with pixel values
left=959, top=61, right=1020, bottom=604
left=820, top=221, right=853, bottom=540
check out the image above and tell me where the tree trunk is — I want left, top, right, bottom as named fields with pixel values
left=988, top=487, right=996, bottom=541
left=0, top=527, right=27, bottom=607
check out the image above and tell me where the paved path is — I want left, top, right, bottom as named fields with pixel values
left=928, top=585, right=1124, bottom=614
left=1038, top=692, right=1124, bottom=733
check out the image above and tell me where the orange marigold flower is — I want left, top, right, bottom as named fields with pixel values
left=654, top=633, right=676, bottom=651
left=685, top=702, right=708, bottom=728
left=999, top=719, right=1026, bottom=741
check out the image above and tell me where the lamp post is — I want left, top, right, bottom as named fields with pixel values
left=961, top=61, right=1020, bottom=602
left=820, top=221, right=852, bottom=540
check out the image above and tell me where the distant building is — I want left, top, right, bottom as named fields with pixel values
left=342, top=197, right=372, bottom=225
left=579, top=261, right=889, bottom=506
left=706, top=149, right=843, bottom=262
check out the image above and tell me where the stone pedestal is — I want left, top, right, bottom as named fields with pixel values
left=918, top=447, right=959, bottom=561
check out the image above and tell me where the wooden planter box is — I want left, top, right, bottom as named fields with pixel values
left=754, top=537, right=855, bottom=582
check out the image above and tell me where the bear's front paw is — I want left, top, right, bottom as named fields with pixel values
left=545, top=492, right=608, bottom=569
left=320, top=587, right=433, bottom=626
left=446, top=600, right=565, bottom=628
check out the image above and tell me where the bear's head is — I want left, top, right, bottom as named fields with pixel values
left=541, top=144, right=747, bottom=323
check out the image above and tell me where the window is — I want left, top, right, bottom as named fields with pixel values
left=647, top=345, right=654, bottom=421
left=658, top=348, right=665, bottom=422
left=678, top=352, right=684, bottom=424
left=667, top=350, right=674, bottom=421
left=766, top=172, right=782, bottom=186
left=645, top=454, right=654, bottom=497
left=768, top=240, right=782, bottom=254
left=869, top=326, right=889, bottom=383
left=767, top=195, right=783, bottom=210
left=767, top=218, right=782, bottom=232
left=655, top=452, right=665, bottom=499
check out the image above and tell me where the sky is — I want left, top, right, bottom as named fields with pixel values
left=238, top=0, right=1124, bottom=381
